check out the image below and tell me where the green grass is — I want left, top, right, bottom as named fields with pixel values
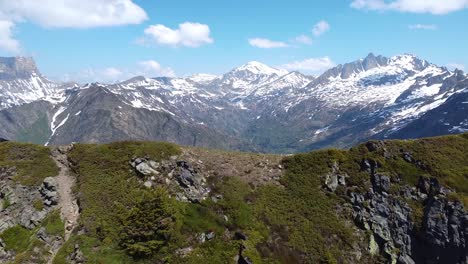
left=68, top=141, right=181, bottom=240
left=43, top=210, right=65, bottom=238
left=53, top=235, right=136, bottom=264
left=2, top=196, right=12, bottom=210
left=0, top=225, right=32, bottom=252
left=0, top=142, right=58, bottom=186
left=28, top=134, right=468, bottom=262
left=61, top=141, right=183, bottom=262
left=348, top=133, right=468, bottom=206
left=33, top=199, right=45, bottom=211
left=0, top=210, right=65, bottom=263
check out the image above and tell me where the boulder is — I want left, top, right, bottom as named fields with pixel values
left=40, top=178, right=58, bottom=206
left=372, top=174, right=391, bottom=194
left=234, top=231, right=248, bottom=241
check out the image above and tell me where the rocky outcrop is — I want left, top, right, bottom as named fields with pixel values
left=0, top=169, right=56, bottom=232
left=40, top=177, right=59, bottom=206
left=351, top=182, right=414, bottom=263
left=324, top=161, right=347, bottom=192
left=349, top=158, right=467, bottom=264
left=412, top=177, right=467, bottom=264
left=68, top=244, right=86, bottom=264
left=130, top=157, right=210, bottom=203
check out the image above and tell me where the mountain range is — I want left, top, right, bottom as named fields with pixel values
left=0, top=54, right=467, bottom=153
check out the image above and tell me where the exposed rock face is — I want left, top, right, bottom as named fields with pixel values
left=40, top=176, right=59, bottom=206
left=351, top=184, right=414, bottom=263
left=412, top=177, right=468, bottom=264
left=0, top=57, right=38, bottom=80
left=130, top=157, right=210, bottom=203
left=0, top=168, right=56, bottom=232
left=324, top=161, right=347, bottom=192
left=349, top=158, right=467, bottom=264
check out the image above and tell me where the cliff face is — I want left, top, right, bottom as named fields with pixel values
left=0, top=57, right=39, bottom=80
left=0, top=134, right=466, bottom=263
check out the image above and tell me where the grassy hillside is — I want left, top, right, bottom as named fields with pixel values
left=0, top=133, right=466, bottom=263
left=0, top=141, right=58, bottom=186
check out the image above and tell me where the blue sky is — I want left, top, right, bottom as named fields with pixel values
left=0, top=0, right=467, bottom=82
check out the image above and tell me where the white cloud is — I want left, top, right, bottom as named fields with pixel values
left=0, top=0, right=147, bottom=52
left=447, top=63, right=465, bottom=71
left=293, top=35, right=313, bottom=45
left=142, top=22, right=213, bottom=48
left=280, top=57, right=336, bottom=74
left=102, top=67, right=123, bottom=79
left=312, top=20, right=330, bottom=36
left=0, top=20, right=20, bottom=53
left=351, top=0, right=468, bottom=15
left=138, top=60, right=176, bottom=77
left=70, top=60, right=175, bottom=83
left=248, top=38, right=289, bottom=48
left=0, top=0, right=148, bottom=28
left=408, top=24, right=438, bottom=30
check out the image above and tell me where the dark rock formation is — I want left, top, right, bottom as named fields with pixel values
left=350, top=164, right=467, bottom=263
left=130, top=157, right=210, bottom=203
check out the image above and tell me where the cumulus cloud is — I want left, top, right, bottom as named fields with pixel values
left=138, top=60, right=176, bottom=77
left=408, top=24, right=438, bottom=30
left=142, top=22, right=213, bottom=48
left=312, top=20, right=330, bottom=36
left=0, top=20, right=20, bottom=53
left=293, top=35, right=313, bottom=45
left=70, top=60, right=175, bottom=83
left=0, top=0, right=147, bottom=52
left=351, top=0, right=468, bottom=15
left=248, top=38, right=289, bottom=48
left=280, top=57, right=335, bottom=74
left=0, top=0, right=148, bottom=28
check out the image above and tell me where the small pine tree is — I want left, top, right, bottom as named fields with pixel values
left=119, top=188, right=180, bottom=258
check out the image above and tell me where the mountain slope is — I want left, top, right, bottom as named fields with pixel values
left=0, top=57, right=69, bottom=109
left=0, top=55, right=466, bottom=153
left=0, top=134, right=466, bottom=263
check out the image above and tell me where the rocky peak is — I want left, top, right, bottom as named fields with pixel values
left=389, top=54, right=428, bottom=72
left=0, top=57, right=40, bottom=80
left=362, top=53, right=389, bottom=71
left=232, top=61, right=288, bottom=76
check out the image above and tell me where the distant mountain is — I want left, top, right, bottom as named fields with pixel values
left=0, top=54, right=466, bottom=153
left=0, top=57, right=70, bottom=109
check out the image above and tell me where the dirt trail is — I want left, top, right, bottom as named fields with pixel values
left=48, top=145, right=79, bottom=263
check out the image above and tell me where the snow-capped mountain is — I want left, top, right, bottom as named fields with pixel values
left=0, top=54, right=466, bottom=153
left=0, top=57, right=67, bottom=109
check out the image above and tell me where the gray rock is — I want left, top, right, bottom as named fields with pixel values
left=205, top=231, right=215, bottom=240
left=135, top=162, right=158, bottom=176
left=143, top=181, right=153, bottom=188
left=398, top=254, right=416, bottom=264
left=325, top=161, right=347, bottom=192
left=372, top=174, right=391, bottom=193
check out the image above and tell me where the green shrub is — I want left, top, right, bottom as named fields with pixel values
left=119, top=188, right=181, bottom=258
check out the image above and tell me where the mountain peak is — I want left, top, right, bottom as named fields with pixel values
left=0, top=57, right=40, bottom=80
left=234, top=61, right=288, bottom=76
left=188, top=73, right=219, bottom=84
left=389, top=54, right=428, bottom=71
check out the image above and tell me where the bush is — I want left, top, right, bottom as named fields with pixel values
left=119, top=188, right=181, bottom=258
